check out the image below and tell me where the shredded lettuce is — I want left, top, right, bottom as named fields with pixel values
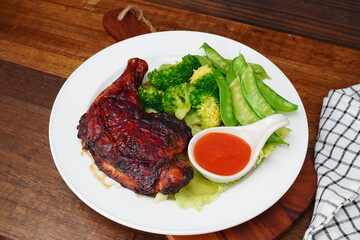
left=276, top=127, right=291, bottom=139
left=256, top=143, right=278, bottom=166
left=256, top=127, right=291, bottom=165
left=175, top=166, right=225, bottom=211
left=155, top=192, right=168, bottom=202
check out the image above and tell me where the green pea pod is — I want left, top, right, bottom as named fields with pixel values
left=225, top=59, right=237, bottom=85
left=233, top=54, right=248, bottom=76
left=232, top=54, right=269, bottom=80
left=226, top=55, right=247, bottom=86
left=229, top=74, right=285, bottom=144
left=240, top=64, right=288, bottom=145
left=201, top=43, right=229, bottom=74
left=229, top=76, right=259, bottom=125
left=256, top=79, right=298, bottom=112
left=250, top=63, right=270, bottom=80
left=194, top=55, right=216, bottom=71
left=228, top=55, right=257, bottom=125
left=241, top=65, right=277, bottom=119
left=213, top=69, right=238, bottom=126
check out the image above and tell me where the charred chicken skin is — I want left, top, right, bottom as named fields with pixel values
left=77, top=58, right=193, bottom=195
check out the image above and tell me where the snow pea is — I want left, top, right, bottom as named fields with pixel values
left=225, top=54, right=247, bottom=86
left=233, top=54, right=248, bottom=76
left=194, top=55, right=216, bottom=71
left=256, top=79, right=298, bottom=112
left=239, top=63, right=288, bottom=145
left=228, top=71, right=285, bottom=144
left=241, top=64, right=277, bottom=119
left=201, top=43, right=229, bottom=74
left=250, top=63, right=270, bottom=80
left=231, top=54, right=269, bottom=80
left=227, top=55, right=256, bottom=125
left=225, top=59, right=237, bottom=85
left=213, top=69, right=238, bottom=126
left=229, top=76, right=259, bottom=125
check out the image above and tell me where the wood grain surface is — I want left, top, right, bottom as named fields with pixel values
left=0, top=59, right=165, bottom=240
left=1, top=1, right=359, bottom=240
left=144, top=0, right=360, bottom=50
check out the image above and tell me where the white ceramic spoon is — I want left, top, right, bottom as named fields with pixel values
left=187, top=114, right=290, bottom=183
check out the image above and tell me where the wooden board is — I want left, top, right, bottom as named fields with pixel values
left=144, top=0, right=360, bottom=50
left=103, top=8, right=318, bottom=240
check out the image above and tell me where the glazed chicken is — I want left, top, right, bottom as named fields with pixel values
left=77, top=58, right=193, bottom=195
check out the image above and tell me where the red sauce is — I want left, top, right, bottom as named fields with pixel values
left=193, top=132, right=251, bottom=176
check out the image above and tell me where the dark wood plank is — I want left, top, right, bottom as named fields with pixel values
left=144, top=0, right=360, bottom=50
left=0, top=60, right=166, bottom=240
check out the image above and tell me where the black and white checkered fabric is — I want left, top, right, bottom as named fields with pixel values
left=304, top=83, right=360, bottom=239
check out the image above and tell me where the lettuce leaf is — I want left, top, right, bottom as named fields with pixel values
left=175, top=166, right=225, bottom=211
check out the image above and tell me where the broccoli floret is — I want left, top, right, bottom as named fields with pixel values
left=184, top=109, right=202, bottom=136
left=190, top=65, right=219, bottom=95
left=189, top=89, right=221, bottom=129
left=162, top=82, right=194, bottom=120
left=148, top=55, right=201, bottom=91
left=138, top=84, right=164, bottom=112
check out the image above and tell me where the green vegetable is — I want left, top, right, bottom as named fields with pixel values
left=228, top=75, right=284, bottom=144
left=241, top=64, right=277, bottom=119
left=229, top=76, right=260, bottom=125
left=232, top=54, right=248, bottom=76
left=154, top=192, right=168, bottom=202
left=226, top=53, right=248, bottom=87
left=175, top=162, right=225, bottom=211
left=241, top=65, right=289, bottom=145
left=229, top=54, right=269, bottom=81
left=189, top=65, right=219, bottom=95
left=250, top=63, right=270, bottom=80
left=142, top=45, right=297, bottom=211
left=189, top=89, right=222, bottom=129
left=213, top=69, right=238, bottom=126
left=148, top=54, right=201, bottom=91
left=228, top=55, right=258, bottom=125
left=256, top=79, right=298, bottom=112
left=138, top=84, right=164, bottom=112
left=162, top=82, right=194, bottom=120
left=184, top=109, right=202, bottom=136
left=201, top=42, right=229, bottom=74
left=194, top=55, right=216, bottom=71
left=173, top=46, right=296, bottom=211
left=225, top=59, right=237, bottom=85
left=256, top=128, right=291, bottom=165
left=158, top=63, right=172, bottom=69
left=229, top=56, right=287, bottom=145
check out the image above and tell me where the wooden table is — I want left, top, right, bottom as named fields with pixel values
left=0, top=1, right=359, bottom=240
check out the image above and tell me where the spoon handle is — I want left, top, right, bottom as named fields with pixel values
left=243, top=114, right=290, bottom=148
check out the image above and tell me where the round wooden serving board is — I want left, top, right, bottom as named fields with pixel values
left=102, top=8, right=317, bottom=240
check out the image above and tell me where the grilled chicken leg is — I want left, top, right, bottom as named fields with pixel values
left=77, top=58, right=193, bottom=195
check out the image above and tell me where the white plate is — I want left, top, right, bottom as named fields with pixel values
left=49, top=31, right=308, bottom=235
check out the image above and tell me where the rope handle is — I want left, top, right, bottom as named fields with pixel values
left=117, top=5, right=157, bottom=32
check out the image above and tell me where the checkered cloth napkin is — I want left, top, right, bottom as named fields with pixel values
left=304, top=83, right=360, bottom=239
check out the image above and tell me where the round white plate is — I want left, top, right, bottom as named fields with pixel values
left=49, top=31, right=308, bottom=235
